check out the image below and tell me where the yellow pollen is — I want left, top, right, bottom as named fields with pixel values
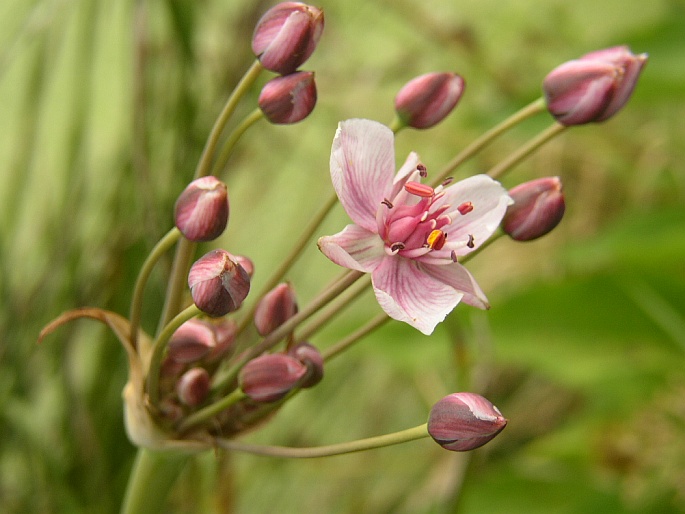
left=427, top=229, right=447, bottom=250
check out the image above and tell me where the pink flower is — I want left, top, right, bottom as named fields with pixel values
left=318, top=119, right=512, bottom=335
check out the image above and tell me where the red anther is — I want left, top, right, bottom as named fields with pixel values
left=404, top=181, right=434, bottom=198
left=457, top=201, right=474, bottom=215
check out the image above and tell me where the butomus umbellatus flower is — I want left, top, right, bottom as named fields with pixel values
left=318, top=119, right=512, bottom=335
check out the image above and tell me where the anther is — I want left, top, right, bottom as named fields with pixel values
left=381, top=198, right=393, bottom=208
left=442, top=177, right=454, bottom=187
left=404, top=181, right=434, bottom=198
left=390, top=242, right=406, bottom=253
left=450, top=250, right=458, bottom=262
left=466, top=234, right=475, bottom=248
left=458, top=201, right=474, bottom=215
left=426, top=230, right=447, bottom=250
left=417, top=164, right=428, bottom=177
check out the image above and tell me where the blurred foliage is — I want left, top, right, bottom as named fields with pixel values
left=1, top=0, right=684, bottom=513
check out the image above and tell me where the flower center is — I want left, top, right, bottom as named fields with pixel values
left=378, top=167, right=476, bottom=260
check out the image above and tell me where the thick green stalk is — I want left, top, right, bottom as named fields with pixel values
left=120, top=449, right=190, bottom=514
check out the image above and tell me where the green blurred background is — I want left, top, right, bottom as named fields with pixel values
left=1, top=0, right=683, bottom=512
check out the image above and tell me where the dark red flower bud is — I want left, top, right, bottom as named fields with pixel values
left=174, top=176, right=229, bottom=242
left=543, top=46, right=647, bottom=126
left=394, top=72, right=465, bottom=129
left=188, top=249, right=251, bottom=317
left=428, top=392, right=507, bottom=452
left=239, top=354, right=307, bottom=402
left=502, top=177, right=565, bottom=241
left=253, top=282, right=298, bottom=336
left=259, top=71, right=317, bottom=124
left=252, top=2, right=324, bottom=75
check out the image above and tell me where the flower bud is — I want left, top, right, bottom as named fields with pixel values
left=189, top=249, right=251, bottom=317
left=167, top=319, right=217, bottom=363
left=253, top=282, right=298, bottom=336
left=239, top=354, right=307, bottom=402
left=174, top=176, right=229, bottom=242
left=259, top=71, right=317, bottom=124
left=176, top=367, right=211, bottom=407
left=502, top=177, right=565, bottom=241
left=428, top=392, right=507, bottom=452
left=394, top=72, right=465, bottom=129
left=288, top=342, right=323, bottom=388
left=252, top=2, right=324, bottom=75
left=543, top=46, right=647, bottom=126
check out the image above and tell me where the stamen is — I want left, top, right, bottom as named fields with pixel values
left=381, top=198, right=393, bottom=208
left=390, top=242, right=405, bottom=253
left=404, top=181, right=434, bottom=198
left=450, top=250, right=458, bottom=262
left=442, top=177, right=454, bottom=187
left=466, top=234, right=475, bottom=248
left=417, top=163, right=428, bottom=177
left=458, top=201, right=474, bottom=215
left=426, top=230, right=447, bottom=250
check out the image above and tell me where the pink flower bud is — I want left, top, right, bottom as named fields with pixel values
left=543, top=46, right=647, bottom=126
left=394, top=72, right=465, bottom=129
left=252, top=2, right=324, bottom=75
left=428, top=392, right=507, bottom=452
left=253, top=283, right=298, bottom=336
left=288, top=342, right=323, bottom=388
left=259, top=71, right=317, bottom=124
left=167, top=319, right=217, bottom=363
left=502, top=177, right=565, bottom=241
left=239, top=354, right=307, bottom=402
left=174, top=176, right=229, bottom=242
left=176, top=367, right=211, bottom=407
left=188, top=249, right=251, bottom=317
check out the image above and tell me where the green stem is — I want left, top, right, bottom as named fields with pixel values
left=147, top=304, right=201, bottom=405
left=235, top=191, right=339, bottom=337
left=216, top=423, right=429, bottom=458
left=388, top=114, right=408, bottom=134
left=177, top=389, right=247, bottom=434
left=129, top=228, right=181, bottom=348
left=120, top=448, right=190, bottom=514
left=157, top=60, right=263, bottom=331
left=212, top=108, right=265, bottom=177
left=487, top=122, right=567, bottom=180
left=322, top=312, right=390, bottom=361
left=433, top=97, right=546, bottom=186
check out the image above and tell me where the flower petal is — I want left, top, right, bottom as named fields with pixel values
left=317, top=224, right=385, bottom=273
left=419, top=262, right=489, bottom=309
left=330, top=119, right=395, bottom=231
left=439, top=174, right=512, bottom=256
left=389, top=151, right=420, bottom=198
left=372, top=257, right=464, bottom=335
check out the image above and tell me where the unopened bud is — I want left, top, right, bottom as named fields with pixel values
left=252, top=2, right=324, bottom=75
left=176, top=367, right=211, bottom=407
left=206, top=318, right=239, bottom=362
left=188, top=249, right=251, bottom=317
left=167, top=319, right=217, bottom=363
left=428, top=392, right=507, bottom=452
left=253, top=283, right=298, bottom=336
left=543, top=46, right=647, bottom=126
left=288, top=342, right=323, bottom=388
left=239, top=354, right=307, bottom=402
left=259, top=71, right=317, bottom=124
left=394, top=72, right=465, bottom=129
left=174, top=176, right=229, bottom=242
left=228, top=254, right=254, bottom=278
left=502, top=177, right=565, bottom=241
